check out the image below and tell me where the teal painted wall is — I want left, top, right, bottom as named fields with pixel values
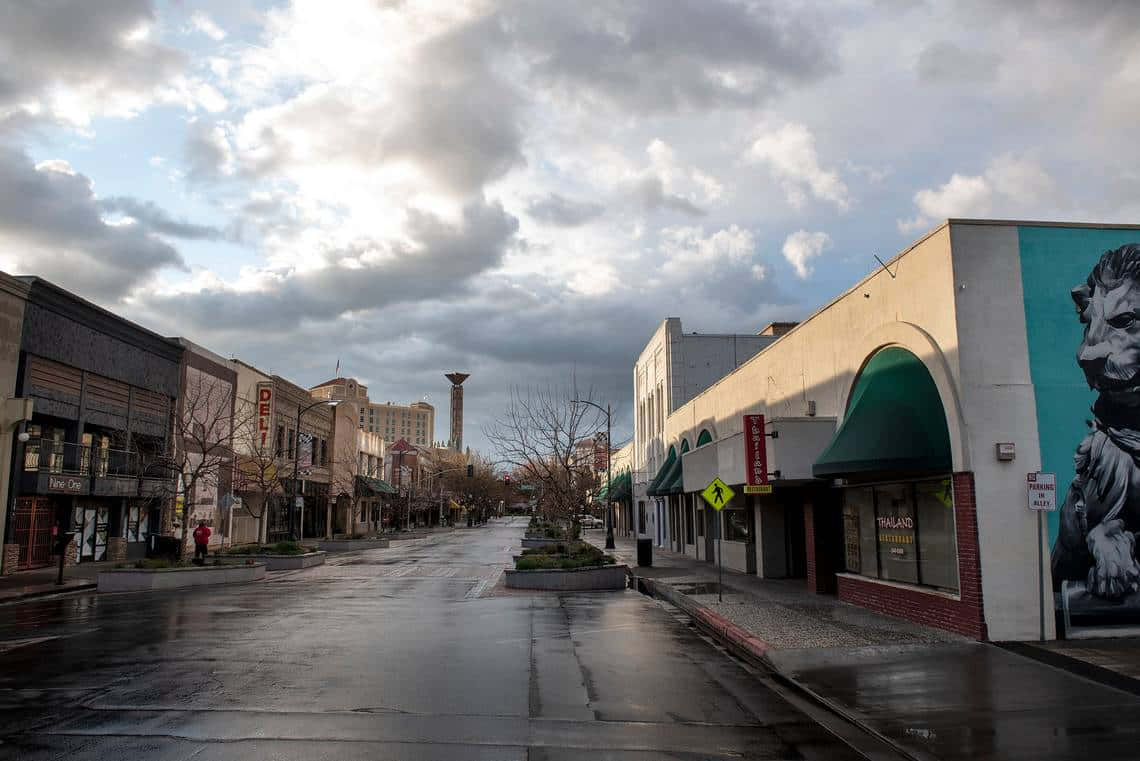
left=1018, top=226, right=1140, bottom=540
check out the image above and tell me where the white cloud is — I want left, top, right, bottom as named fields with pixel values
left=781, top=230, right=831, bottom=279
left=190, top=12, right=227, bottom=42
left=658, top=224, right=757, bottom=281
left=900, top=155, right=1059, bottom=232
left=748, top=123, right=850, bottom=211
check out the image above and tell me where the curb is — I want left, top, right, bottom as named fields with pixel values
left=0, top=581, right=97, bottom=603
left=631, top=569, right=926, bottom=761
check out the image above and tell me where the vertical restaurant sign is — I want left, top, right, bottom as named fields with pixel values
left=594, top=431, right=610, bottom=472
left=256, top=382, right=274, bottom=452
left=298, top=432, right=313, bottom=469
left=743, top=414, right=768, bottom=486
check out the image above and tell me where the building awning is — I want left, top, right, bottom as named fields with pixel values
left=645, top=448, right=676, bottom=497
left=813, top=347, right=952, bottom=478
left=659, top=448, right=686, bottom=495
left=356, top=475, right=397, bottom=496
left=610, top=470, right=632, bottom=501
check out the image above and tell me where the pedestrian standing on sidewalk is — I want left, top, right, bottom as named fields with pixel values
left=193, top=521, right=211, bottom=564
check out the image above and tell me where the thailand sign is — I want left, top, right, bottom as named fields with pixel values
left=1027, top=472, right=1057, bottom=512
left=256, top=382, right=274, bottom=452
left=743, top=414, right=768, bottom=493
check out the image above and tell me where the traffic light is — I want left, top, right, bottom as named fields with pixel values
left=466, top=464, right=474, bottom=478
left=504, top=474, right=511, bottom=486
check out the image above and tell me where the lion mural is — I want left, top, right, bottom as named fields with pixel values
left=1052, top=243, right=1140, bottom=600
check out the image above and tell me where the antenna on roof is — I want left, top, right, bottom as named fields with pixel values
left=873, top=253, right=897, bottom=279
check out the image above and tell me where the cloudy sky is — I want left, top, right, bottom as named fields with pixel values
left=2, top=0, right=1139, bottom=452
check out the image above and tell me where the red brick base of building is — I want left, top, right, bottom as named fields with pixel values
left=833, top=472, right=988, bottom=640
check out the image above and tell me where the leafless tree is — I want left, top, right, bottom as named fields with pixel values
left=485, top=382, right=605, bottom=533
left=230, top=395, right=287, bottom=536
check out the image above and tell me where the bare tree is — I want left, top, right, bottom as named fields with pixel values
left=169, top=367, right=242, bottom=550
left=485, top=382, right=605, bottom=534
left=230, top=395, right=287, bottom=540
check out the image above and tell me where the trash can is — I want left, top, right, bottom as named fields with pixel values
left=637, top=537, right=652, bottom=567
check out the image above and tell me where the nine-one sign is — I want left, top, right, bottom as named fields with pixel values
left=1026, top=472, right=1057, bottom=511
left=743, top=414, right=768, bottom=487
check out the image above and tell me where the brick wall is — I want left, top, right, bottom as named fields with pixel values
left=1, top=543, right=18, bottom=575
left=837, top=472, right=988, bottom=640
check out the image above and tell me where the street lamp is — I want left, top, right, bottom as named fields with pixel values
left=290, top=398, right=338, bottom=540
left=571, top=399, right=614, bottom=550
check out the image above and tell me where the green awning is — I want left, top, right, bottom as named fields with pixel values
left=646, top=447, right=676, bottom=497
left=660, top=440, right=688, bottom=495
left=595, top=481, right=609, bottom=501
left=357, top=475, right=397, bottom=496
left=610, top=470, right=632, bottom=501
left=813, top=347, right=952, bottom=478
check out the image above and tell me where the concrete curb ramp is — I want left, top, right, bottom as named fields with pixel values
left=317, top=539, right=390, bottom=551
left=218, top=551, right=327, bottom=570
left=97, top=563, right=266, bottom=593
left=505, top=564, right=629, bottom=591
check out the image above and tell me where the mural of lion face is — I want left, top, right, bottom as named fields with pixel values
left=1072, top=243, right=1140, bottom=402
left=1053, top=243, right=1140, bottom=600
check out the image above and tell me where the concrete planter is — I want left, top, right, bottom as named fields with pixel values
left=98, top=563, right=266, bottom=593
left=219, top=551, right=326, bottom=570
left=505, top=563, right=629, bottom=591
left=521, top=537, right=568, bottom=549
left=316, top=538, right=390, bottom=552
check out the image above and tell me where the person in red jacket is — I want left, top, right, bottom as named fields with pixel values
left=193, top=521, right=211, bottom=562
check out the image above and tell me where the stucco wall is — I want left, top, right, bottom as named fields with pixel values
left=948, top=223, right=1048, bottom=640
left=664, top=225, right=961, bottom=465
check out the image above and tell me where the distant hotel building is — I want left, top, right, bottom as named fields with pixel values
left=310, top=377, right=434, bottom=448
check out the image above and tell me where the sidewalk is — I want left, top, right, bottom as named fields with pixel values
left=591, top=533, right=1140, bottom=761
left=0, top=561, right=107, bottom=603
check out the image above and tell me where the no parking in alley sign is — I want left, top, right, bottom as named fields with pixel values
left=1026, top=472, right=1057, bottom=512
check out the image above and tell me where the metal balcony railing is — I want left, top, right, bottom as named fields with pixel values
left=23, top=438, right=154, bottom=480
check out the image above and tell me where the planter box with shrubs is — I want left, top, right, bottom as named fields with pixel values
left=505, top=541, right=628, bottom=591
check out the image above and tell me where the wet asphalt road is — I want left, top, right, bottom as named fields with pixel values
left=0, top=517, right=861, bottom=760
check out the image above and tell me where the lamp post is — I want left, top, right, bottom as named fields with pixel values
left=571, top=399, right=614, bottom=550
left=290, top=398, right=338, bottom=540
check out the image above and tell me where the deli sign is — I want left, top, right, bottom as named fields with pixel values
left=742, top=414, right=770, bottom=494
left=256, top=382, right=274, bottom=452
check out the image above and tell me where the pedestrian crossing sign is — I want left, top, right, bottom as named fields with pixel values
left=701, top=476, right=734, bottom=511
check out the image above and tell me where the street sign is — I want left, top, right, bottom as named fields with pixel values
left=743, top=485, right=772, bottom=495
left=1027, top=472, right=1057, bottom=511
left=701, top=476, right=735, bottom=511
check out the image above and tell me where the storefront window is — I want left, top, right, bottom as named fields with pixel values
left=722, top=508, right=751, bottom=542
left=875, top=483, right=918, bottom=584
left=684, top=494, right=695, bottom=544
left=916, top=479, right=958, bottom=591
left=841, top=478, right=958, bottom=593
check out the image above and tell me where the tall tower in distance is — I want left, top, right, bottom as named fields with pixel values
left=445, top=372, right=470, bottom=451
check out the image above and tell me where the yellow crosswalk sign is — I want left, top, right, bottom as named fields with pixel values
left=701, top=476, right=735, bottom=511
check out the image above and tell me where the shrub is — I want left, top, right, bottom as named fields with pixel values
left=513, top=540, right=614, bottom=570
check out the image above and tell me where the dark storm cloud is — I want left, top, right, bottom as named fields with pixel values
left=525, top=194, right=605, bottom=227
left=501, top=0, right=837, bottom=112
left=917, top=41, right=1000, bottom=84
left=0, top=0, right=185, bottom=129
left=99, top=197, right=224, bottom=240
left=138, top=198, right=519, bottom=330
left=0, top=146, right=185, bottom=299
left=635, top=177, right=706, bottom=217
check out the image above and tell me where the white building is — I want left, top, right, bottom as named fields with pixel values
left=632, top=319, right=785, bottom=548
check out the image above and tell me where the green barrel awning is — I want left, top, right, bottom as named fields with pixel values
left=646, top=447, right=677, bottom=497
left=357, top=475, right=397, bottom=496
left=595, top=481, right=609, bottom=501
left=813, top=347, right=952, bottom=478
left=610, top=470, right=632, bottom=501
left=659, top=441, right=687, bottom=495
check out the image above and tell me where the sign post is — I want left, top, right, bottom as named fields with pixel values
left=701, top=476, right=735, bottom=602
left=1027, top=472, right=1057, bottom=641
